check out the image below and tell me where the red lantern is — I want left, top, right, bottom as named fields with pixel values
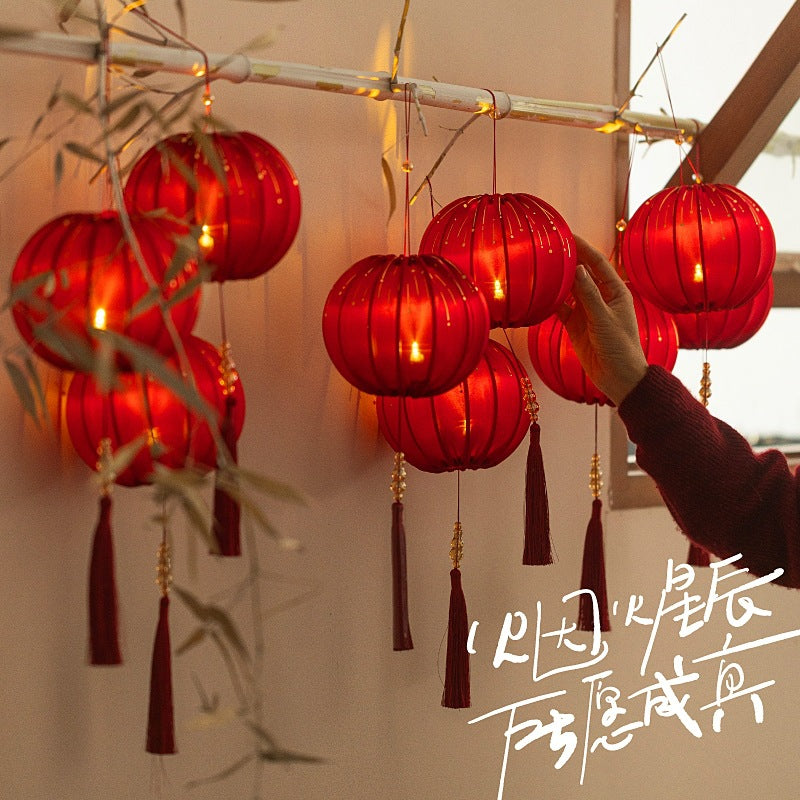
left=124, top=131, right=301, bottom=282
left=527, top=294, right=678, bottom=406
left=11, top=211, right=200, bottom=371
left=621, top=183, right=775, bottom=314
left=66, top=335, right=245, bottom=486
left=419, top=192, right=577, bottom=328
left=375, top=340, right=529, bottom=472
left=376, top=339, right=530, bottom=709
left=673, top=277, right=774, bottom=350
left=322, top=253, right=490, bottom=397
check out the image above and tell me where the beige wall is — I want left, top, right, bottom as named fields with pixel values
left=1, top=2, right=799, bottom=798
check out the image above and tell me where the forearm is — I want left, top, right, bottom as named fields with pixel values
left=618, top=366, right=800, bottom=587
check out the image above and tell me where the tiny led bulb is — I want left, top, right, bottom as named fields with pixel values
left=493, top=278, right=505, bottom=300
left=693, top=263, right=704, bottom=283
left=199, top=225, right=214, bottom=251
left=93, top=307, right=107, bottom=330
left=409, top=341, right=424, bottom=363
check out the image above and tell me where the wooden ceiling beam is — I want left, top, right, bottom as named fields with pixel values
left=666, top=0, right=800, bottom=187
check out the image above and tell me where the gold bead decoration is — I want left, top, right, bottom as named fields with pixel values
left=220, top=340, right=237, bottom=396
left=699, top=361, right=712, bottom=408
left=96, top=436, right=115, bottom=493
left=155, top=540, right=173, bottom=597
left=615, top=218, right=627, bottom=232
left=450, top=521, right=463, bottom=570
left=391, top=451, right=407, bottom=503
left=589, top=452, right=603, bottom=500
left=522, top=377, right=539, bottom=423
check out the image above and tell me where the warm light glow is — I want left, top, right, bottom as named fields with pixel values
left=693, top=263, right=704, bottom=283
left=493, top=279, right=505, bottom=300
left=199, top=224, right=215, bottom=251
left=93, top=307, right=107, bottom=330
left=409, top=341, right=424, bottom=363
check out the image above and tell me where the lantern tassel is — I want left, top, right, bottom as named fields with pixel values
left=146, top=541, right=175, bottom=755
left=391, top=502, right=413, bottom=650
left=523, top=416, right=552, bottom=565
left=391, top=454, right=413, bottom=650
left=577, top=452, right=609, bottom=632
left=88, top=492, right=122, bottom=665
left=687, top=541, right=711, bottom=567
left=443, top=522, right=470, bottom=709
left=577, top=498, right=610, bottom=632
left=213, top=349, right=241, bottom=556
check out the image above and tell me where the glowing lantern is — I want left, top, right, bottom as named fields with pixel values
left=375, top=340, right=529, bottom=471
left=419, top=192, right=576, bottom=328
left=124, top=131, right=301, bottom=282
left=10, top=211, right=200, bottom=371
left=376, top=340, right=532, bottom=709
left=66, top=335, right=245, bottom=486
left=621, top=183, right=775, bottom=314
left=673, top=277, right=774, bottom=350
left=527, top=294, right=678, bottom=406
left=322, top=253, right=490, bottom=397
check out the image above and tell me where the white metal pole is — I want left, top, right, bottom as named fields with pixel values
left=0, top=30, right=699, bottom=142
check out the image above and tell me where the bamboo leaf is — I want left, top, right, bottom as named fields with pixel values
left=235, top=30, right=280, bottom=54
left=31, top=323, right=96, bottom=373
left=127, top=286, right=161, bottom=319
left=107, top=433, right=148, bottom=479
left=236, top=466, right=307, bottom=505
left=243, top=720, right=278, bottom=750
left=105, top=89, right=142, bottom=116
left=184, top=753, right=255, bottom=790
left=381, top=156, right=397, bottom=225
left=58, top=0, right=81, bottom=25
left=151, top=467, right=215, bottom=549
left=163, top=233, right=201, bottom=284
left=4, top=358, right=40, bottom=424
left=54, top=149, right=64, bottom=186
left=64, top=141, right=104, bottom=164
left=59, top=91, right=94, bottom=115
left=3, top=272, right=52, bottom=310
left=172, top=585, right=249, bottom=662
left=162, top=266, right=211, bottom=311
left=174, top=0, right=187, bottom=36
left=23, top=355, right=49, bottom=424
left=95, top=330, right=216, bottom=425
left=258, top=747, right=324, bottom=764
left=190, top=127, right=227, bottom=186
left=176, top=626, right=207, bottom=656
left=132, top=69, right=156, bottom=79
left=161, top=143, right=198, bottom=192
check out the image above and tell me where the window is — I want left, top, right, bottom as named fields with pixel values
left=610, top=0, right=800, bottom=509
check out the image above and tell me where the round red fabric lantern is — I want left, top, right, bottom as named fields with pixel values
left=527, top=294, right=678, bottom=405
left=322, top=253, right=490, bottom=397
left=621, top=183, right=775, bottom=314
left=11, top=211, right=200, bottom=371
left=66, top=335, right=245, bottom=486
left=375, top=340, right=529, bottom=472
left=673, top=277, right=774, bottom=350
left=124, top=131, right=301, bottom=282
left=418, top=192, right=577, bottom=328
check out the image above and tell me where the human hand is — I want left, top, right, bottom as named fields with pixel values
left=558, top=235, right=648, bottom=405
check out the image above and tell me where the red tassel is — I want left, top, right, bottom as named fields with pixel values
left=89, top=493, right=122, bottom=665
left=442, top=567, right=470, bottom=709
left=213, top=394, right=241, bottom=557
left=687, top=541, right=711, bottom=567
left=391, top=501, right=414, bottom=651
left=146, top=594, right=176, bottom=755
left=523, top=421, right=552, bottom=565
left=577, top=498, right=610, bottom=632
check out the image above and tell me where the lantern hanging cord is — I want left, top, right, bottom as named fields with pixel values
left=483, top=88, right=499, bottom=195
left=402, top=83, right=413, bottom=256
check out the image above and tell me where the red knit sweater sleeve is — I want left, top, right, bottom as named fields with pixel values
left=617, top=365, right=800, bottom=588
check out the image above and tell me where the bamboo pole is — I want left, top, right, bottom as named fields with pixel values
left=0, top=30, right=699, bottom=142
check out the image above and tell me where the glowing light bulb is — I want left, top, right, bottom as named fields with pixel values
left=493, top=278, right=505, bottom=300
left=409, top=341, right=424, bottom=363
left=693, top=263, right=704, bottom=283
left=93, top=307, right=107, bottom=330
left=199, top=224, right=215, bottom=251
